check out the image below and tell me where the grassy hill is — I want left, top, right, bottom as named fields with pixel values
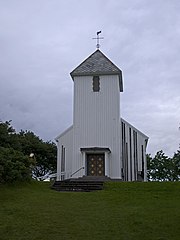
left=0, top=181, right=180, bottom=240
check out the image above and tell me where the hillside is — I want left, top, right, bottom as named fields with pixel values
left=0, top=181, right=180, bottom=240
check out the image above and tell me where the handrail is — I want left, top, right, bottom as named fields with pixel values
left=70, top=166, right=85, bottom=177
left=37, top=172, right=57, bottom=181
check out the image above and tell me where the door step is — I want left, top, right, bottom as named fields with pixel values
left=51, top=180, right=104, bottom=192
left=51, top=176, right=122, bottom=192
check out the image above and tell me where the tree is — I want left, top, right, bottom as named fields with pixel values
left=17, top=131, right=57, bottom=180
left=172, top=150, right=180, bottom=180
left=0, top=120, right=15, bottom=148
left=147, top=150, right=180, bottom=181
left=0, top=120, right=57, bottom=183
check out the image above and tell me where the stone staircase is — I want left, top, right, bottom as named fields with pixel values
left=51, top=176, right=111, bottom=192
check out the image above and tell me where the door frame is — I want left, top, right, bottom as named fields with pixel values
left=80, top=147, right=111, bottom=177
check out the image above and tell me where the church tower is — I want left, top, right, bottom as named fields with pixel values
left=70, top=50, right=123, bottom=179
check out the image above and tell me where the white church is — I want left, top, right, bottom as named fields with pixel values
left=55, top=48, right=148, bottom=182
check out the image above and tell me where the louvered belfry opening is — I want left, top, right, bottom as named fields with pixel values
left=92, top=76, right=100, bottom=92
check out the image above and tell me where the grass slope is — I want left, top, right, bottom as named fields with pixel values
left=0, top=181, right=180, bottom=240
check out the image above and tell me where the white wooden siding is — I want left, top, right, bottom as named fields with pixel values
left=73, top=75, right=121, bottom=178
left=121, top=118, right=148, bottom=181
left=56, top=126, right=73, bottom=180
left=56, top=75, right=148, bottom=182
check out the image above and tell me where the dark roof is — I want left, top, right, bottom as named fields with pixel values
left=70, top=50, right=123, bottom=92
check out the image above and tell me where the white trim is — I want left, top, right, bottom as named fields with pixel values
left=55, top=125, right=73, bottom=141
left=121, top=118, right=149, bottom=140
left=105, top=152, right=110, bottom=177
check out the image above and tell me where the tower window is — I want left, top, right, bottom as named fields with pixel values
left=93, top=76, right=100, bottom=92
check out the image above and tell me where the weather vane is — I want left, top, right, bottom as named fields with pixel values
left=92, top=31, right=104, bottom=49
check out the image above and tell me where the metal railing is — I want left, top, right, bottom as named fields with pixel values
left=70, top=166, right=85, bottom=177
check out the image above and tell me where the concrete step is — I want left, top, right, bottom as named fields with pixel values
left=51, top=175, right=122, bottom=192
left=52, top=179, right=104, bottom=192
left=76, top=176, right=111, bottom=182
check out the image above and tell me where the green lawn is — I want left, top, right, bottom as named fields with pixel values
left=0, top=181, right=180, bottom=240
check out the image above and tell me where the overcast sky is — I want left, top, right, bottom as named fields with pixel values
left=0, top=0, right=180, bottom=156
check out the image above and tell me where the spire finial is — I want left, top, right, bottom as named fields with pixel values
left=92, top=31, right=104, bottom=49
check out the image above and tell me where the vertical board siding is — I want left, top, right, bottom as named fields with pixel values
left=73, top=75, right=121, bottom=178
left=57, top=127, right=73, bottom=180
left=56, top=74, right=148, bottom=181
left=121, top=119, right=148, bottom=181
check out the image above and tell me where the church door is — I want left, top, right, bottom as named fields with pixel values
left=87, top=154, right=105, bottom=176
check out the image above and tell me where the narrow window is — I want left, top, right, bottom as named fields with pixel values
left=93, top=76, right=100, bottom=92
left=133, top=130, right=138, bottom=180
left=129, top=127, right=132, bottom=181
left=141, top=145, right=144, bottom=179
left=61, top=145, right=65, bottom=172
left=121, top=122, right=125, bottom=180
left=125, top=142, right=128, bottom=181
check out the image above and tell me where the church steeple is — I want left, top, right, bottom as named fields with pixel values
left=70, top=49, right=123, bottom=92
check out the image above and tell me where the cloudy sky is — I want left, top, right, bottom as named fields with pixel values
left=0, top=0, right=180, bottom=156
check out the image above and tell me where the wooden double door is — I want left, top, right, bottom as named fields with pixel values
left=87, top=154, right=105, bottom=176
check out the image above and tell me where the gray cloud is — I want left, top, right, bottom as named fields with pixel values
left=0, top=0, right=180, bottom=156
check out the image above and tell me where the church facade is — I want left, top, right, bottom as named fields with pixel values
left=56, top=50, right=148, bottom=181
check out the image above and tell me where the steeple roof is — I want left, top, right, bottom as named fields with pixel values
left=70, top=50, right=123, bottom=92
